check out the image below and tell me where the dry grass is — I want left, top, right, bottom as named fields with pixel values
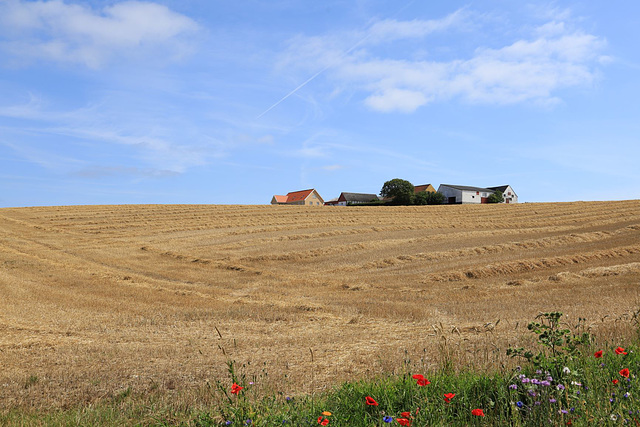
left=1, top=201, right=640, bottom=411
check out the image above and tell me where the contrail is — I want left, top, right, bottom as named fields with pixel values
left=256, top=1, right=415, bottom=119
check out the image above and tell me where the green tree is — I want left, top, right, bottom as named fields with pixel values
left=414, top=191, right=445, bottom=205
left=487, top=191, right=504, bottom=204
left=380, top=179, right=414, bottom=205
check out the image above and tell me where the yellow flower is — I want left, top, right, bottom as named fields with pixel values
left=322, top=411, right=332, bottom=416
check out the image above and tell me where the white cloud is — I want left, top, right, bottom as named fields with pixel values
left=278, top=8, right=607, bottom=113
left=367, top=9, right=469, bottom=43
left=0, top=0, right=199, bottom=68
left=364, top=89, right=428, bottom=113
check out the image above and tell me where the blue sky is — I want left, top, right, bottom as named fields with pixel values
left=1, top=0, right=639, bottom=207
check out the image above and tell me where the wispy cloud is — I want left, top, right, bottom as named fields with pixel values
left=0, top=0, right=199, bottom=68
left=277, top=7, right=607, bottom=113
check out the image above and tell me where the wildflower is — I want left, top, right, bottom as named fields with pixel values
left=563, top=367, right=571, bottom=374
left=400, top=412, right=412, bottom=418
left=396, top=418, right=411, bottom=426
left=615, top=347, right=627, bottom=355
left=285, top=396, right=292, bottom=402
left=322, top=412, right=332, bottom=416
left=536, top=369, right=543, bottom=374
left=225, top=422, right=232, bottom=426
left=383, top=416, right=393, bottom=423
left=230, top=382, right=243, bottom=395
left=509, top=384, right=518, bottom=390
left=528, top=390, right=537, bottom=397
left=521, top=377, right=530, bottom=383
left=546, top=376, right=553, bottom=382
left=444, top=393, right=455, bottom=403
left=534, top=401, right=541, bottom=405
left=412, top=374, right=430, bottom=386
left=611, top=414, right=618, bottom=421
left=246, top=420, right=252, bottom=425
left=531, top=379, right=541, bottom=385
left=560, top=410, right=568, bottom=414
left=550, top=399, right=557, bottom=403
left=317, top=417, right=329, bottom=426
left=620, top=368, right=630, bottom=378
left=613, top=379, right=619, bottom=385
left=541, top=380, right=551, bottom=386
left=624, top=393, right=630, bottom=398
left=471, top=409, right=485, bottom=417
left=557, top=384, right=565, bottom=391
left=570, top=381, right=582, bottom=387
left=516, top=401, right=524, bottom=408
left=594, top=350, right=603, bottom=358
left=365, top=396, right=379, bottom=406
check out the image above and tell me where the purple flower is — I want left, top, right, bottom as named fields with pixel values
left=522, top=378, right=531, bottom=384
left=557, top=384, right=565, bottom=391
left=541, top=380, right=551, bottom=386
left=610, top=398, right=615, bottom=403
left=528, top=390, right=537, bottom=397
left=624, top=393, right=630, bottom=398
left=536, top=370, right=543, bottom=374
left=549, top=399, right=557, bottom=403
left=509, top=384, right=518, bottom=390
left=531, top=379, right=541, bottom=385
left=225, top=422, right=232, bottom=426
left=246, top=420, right=252, bottom=425
left=561, top=410, right=568, bottom=414
left=546, top=376, right=553, bottom=382
left=535, top=401, right=541, bottom=406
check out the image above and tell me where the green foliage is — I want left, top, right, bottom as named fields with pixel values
left=486, top=191, right=504, bottom=203
left=380, top=179, right=414, bottom=205
left=415, top=191, right=445, bottom=205
left=507, top=312, right=592, bottom=382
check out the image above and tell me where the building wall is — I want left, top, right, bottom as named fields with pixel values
left=438, top=186, right=461, bottom=203
left=501, top=186, right=518, bottom=204
left=461, top=190, right=490, bottom=204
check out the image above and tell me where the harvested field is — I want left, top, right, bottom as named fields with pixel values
left=1, top=201, right=640, bottom=410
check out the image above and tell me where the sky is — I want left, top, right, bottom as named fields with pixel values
left=1, top=0, right=639, bottom=207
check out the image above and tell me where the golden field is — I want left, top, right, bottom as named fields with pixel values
left=1, top=201, right=640, bottom=410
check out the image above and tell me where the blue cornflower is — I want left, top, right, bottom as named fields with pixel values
left=383, top=416, right=393, bottom=423
left=516, top=401, right=524, bottom=408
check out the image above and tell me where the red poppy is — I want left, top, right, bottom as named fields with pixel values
left=472, top=408, right=485, bottom=417
left=615, top=347, right=627, bottom=355
left=365, top=396, right=379, bottom=406
left=400, top=412, right=412, bottom=418
left=620, top=368, right=630, bottom=378
left=444, top=393, right=456, bottom=403
left=412, top=374, right=430, bottom=386
left=613, top=379, right=619, bottom=384
left=230, top=382, right=243, bottom=395
left=594, top=350, right=603, bottom=358
left=397, top=418, right=411, bottom=426
left=317, top=416, right=329, bottom=426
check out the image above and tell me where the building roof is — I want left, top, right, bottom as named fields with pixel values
left=439, top=184, right=496, bottom=193
left=272, top=195, right=288, bottom=203
left=286, top=189, right=315, bottom=203
left=414, top=184, right=435, bottom=193
left=486, top=185, right=509, bottom=193
left=339, top=192, right=379, bottom=203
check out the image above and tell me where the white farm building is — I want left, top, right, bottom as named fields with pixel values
left=437, top=184, right=518, bottom=204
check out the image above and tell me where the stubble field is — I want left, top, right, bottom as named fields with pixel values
left=1, top=201, right=640, bottom=411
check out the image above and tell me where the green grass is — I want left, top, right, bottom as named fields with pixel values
left=3, top=315, right=640, bottom=426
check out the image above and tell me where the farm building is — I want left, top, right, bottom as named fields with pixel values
left=437, top=184, right=517, bottom=204
left=271, top=189, right=324, bottom=206
left=414, top=184, right=436, bottom=194
left=487, top=185, right=518, bottom=204
left=327, top=192, right=379, bottom=206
